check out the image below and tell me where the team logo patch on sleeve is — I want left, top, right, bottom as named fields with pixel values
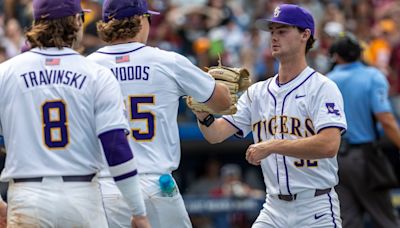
left=116, top=55, right=130, bottom=63
left=326, top=103, right=340, bottom=116
left=45, top=58, right=60, bottom=66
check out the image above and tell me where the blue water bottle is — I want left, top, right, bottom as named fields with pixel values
left=159, top=174, right=177, bottom=197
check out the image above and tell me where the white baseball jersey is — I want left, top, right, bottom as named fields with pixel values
left=87, top=42, right=215, bottom=174
left=223, top=67, right=347, bottom=195
left=0, top=47, right=129, bottom=180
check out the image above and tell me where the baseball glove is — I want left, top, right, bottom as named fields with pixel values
left=186, top=62, right=251, bottom=115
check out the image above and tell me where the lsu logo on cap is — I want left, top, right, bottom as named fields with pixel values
left=326, top=103, right=340, bottom=116
left=273, top=6, right=281, bottom=17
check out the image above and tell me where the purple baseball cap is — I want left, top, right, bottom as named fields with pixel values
left=103, top=0, right=160, bottom=23
left=33, top=0, right=90, bottom=21
left=255, top=4, right=315, bottom=36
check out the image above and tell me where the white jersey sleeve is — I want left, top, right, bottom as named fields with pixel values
left=94, top=68, right=129, bottom=136
left=309, top=79, right=347, bottom=134
left=173, top=53, right=216, bottom=102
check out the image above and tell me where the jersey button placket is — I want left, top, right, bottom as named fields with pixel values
left=275, top=94, right=287, bottom=194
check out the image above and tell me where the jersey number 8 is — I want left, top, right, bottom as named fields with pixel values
left=42, top=100, right=69, bottom=149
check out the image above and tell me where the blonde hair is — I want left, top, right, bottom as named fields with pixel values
left=97, top=16, right=142, bottom=43
left=26, top=16, right=80, bottom=49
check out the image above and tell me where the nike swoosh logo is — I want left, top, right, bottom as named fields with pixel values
left=314, top=213, right=326, bottom=220
left=295, top=94, right=306, bottom=99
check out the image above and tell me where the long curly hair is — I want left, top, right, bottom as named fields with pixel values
left=25, top=16, right=80, bottom=49
left=96, top=16, right=142, bottom=43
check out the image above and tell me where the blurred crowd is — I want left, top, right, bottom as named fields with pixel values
left=1, top=0, right=400, bottom=85
left=185, top=159, right=265, bottom=228
left=2, top=0, right=400, bottom=124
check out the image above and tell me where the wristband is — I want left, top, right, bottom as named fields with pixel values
left=198, top=114, right=215, bottom=127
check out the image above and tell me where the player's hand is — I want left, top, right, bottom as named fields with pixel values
left=245, top=141, right=273, bottom=165
left=0, top=201, right=7, bottom=228
left=131, top=215, right=151, bottom=228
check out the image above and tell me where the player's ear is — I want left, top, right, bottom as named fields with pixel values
left=302, top=29, right=311, bottom=40
left=75, top=13, right=83, bottom=27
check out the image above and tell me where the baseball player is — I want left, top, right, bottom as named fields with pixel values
left=192, top=4, right=346, bottom=228
left=0, top=0, right=150, bottom=227
left=87, top=0, right=231, bottom=227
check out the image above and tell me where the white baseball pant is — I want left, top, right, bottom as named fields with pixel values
left=100, top=174, right=192, bottom=228
left=7, top=176, right=108, bottom=228
left=252, top=188, right=342, bottom=228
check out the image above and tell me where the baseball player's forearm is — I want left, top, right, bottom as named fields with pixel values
left=0, top=200, right=6, bottom=228
left=205, top=83, right=231, bottom=112
left=113, top=174, right=146, bottom=216
left=99, top=129, right=146, bottom=216
left=376, top=112, right=400, bottom=149
left=196, top=116, right=237, bottom=144
left=267, top=128, right=341, bottom=159
left=246, top=128, right=341, bottom=164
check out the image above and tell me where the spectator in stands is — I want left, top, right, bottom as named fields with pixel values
left=4, top=18, right=25, bottom=57
left=310, top=21, right=344, bottom=74
left=328, top=32, right=400, bottom=228
left=4, top=0, right=32, bottom=28
left=186, top=158, right=222, bottom=228
left=240, top=27, right=272, bottom=82
left=208, top=163, right=263, bottom=228
left=389, top=34, right=400, bottom=118
left=187, top=158, right=221, bottom=196
left=363, top=18, right=397, bottom=77
left=210, top=164, right=263, bottom=198
left=208, top=16, right=244, bottom=67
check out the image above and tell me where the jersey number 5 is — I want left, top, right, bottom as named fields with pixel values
left=129, top=96, right=155, bottom=141
left=42, top=100, right=69, bottom=149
